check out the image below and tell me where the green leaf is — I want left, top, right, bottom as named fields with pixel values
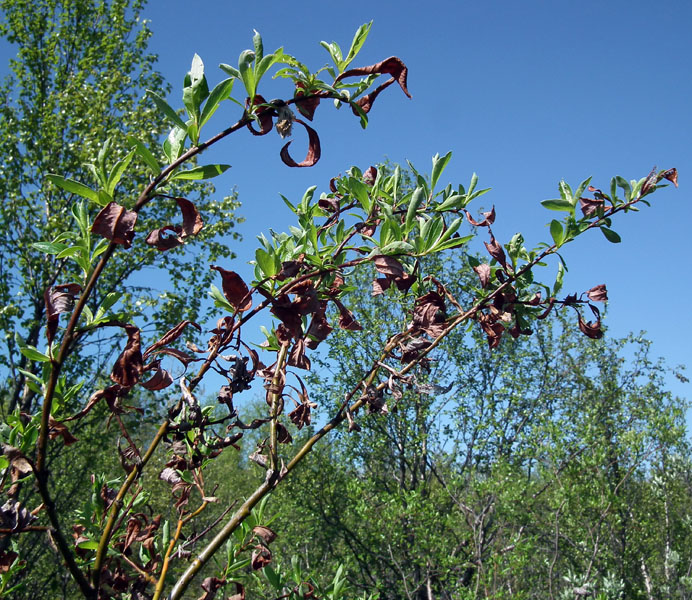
left=56, top=246, right=83, bottom=259
left=343, top=21, right=372, bottom=68
left=46, top=174, right=99, bottom=204
left=573, top=176, right=592, bottom=203
left=77, top=540, right=99, bottom=551
left=435, top=194, right=466, bottom=211
left=128, top=137, right=161, bottom=174
left=541, top=199, right=574, bottom=212
left=200, top=78, right=234, bottom=128
left=422, top=216, right=444, bottom=252
left=406, top=187, right=426, bottom=232
left=146, top=90, right=188, bottom=131
left=550, top=219, right=564, bottom=246
left=20, top=346, right=51, bottom=363
left=378, top=241, right=415, bottom=255
left=238, top=49, right=256, bottom=97
left=615, top=176, right=632, bottom=201
left=348, top=178, right=371, bottom=213
left=219, top=63, right=241, bottom=79
left=252, top=30, right=264, bottom=63
left=106, top=148, right=135, bottom=195
left=553, top=260, right=565, bottom=295
left=163, top=125, right=187, bottom=163
left=171, top=164, right=231, bottom=180
left=209, top=284, right=234, bottom=312
left=264, top=565, right=281, bottom=589
left=559, top=180, right=574, bottom=204
left=32, top=241, right=69, bottom=255
left=433, top=234, right=474, bottom=252
left=600, top=226, right=621, bottom=243
left=255, top=248, right=278, bottom=278
left=430, top=151, right=452, bottom=193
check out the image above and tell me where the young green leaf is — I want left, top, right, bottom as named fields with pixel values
left=171, top=164, right=231, bottom=181
left=31, top=241, right=69, bottom=255
left=106, top=148, right=135, bottom=195
left=200, top=78, right=234, bottom=128
left=343, top=21, right=372, bottom=69
left=46, top=175, right=99, bottom=204
left=550, top=219, right=564, bottom=246
left=146, top=90, right=189, bottom=131
left=430, top=151, right=452, bottom=193
left=128, top=137, right=161, bottom=174
left=541, top=198, right=574, bottom=212
left=600, top=226, right=622, bottom=243
left=405, top=187, right=426, bottom=232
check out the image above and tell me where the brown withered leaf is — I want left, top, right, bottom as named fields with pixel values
left=211, top=266, right=252, bottom=312
left=275, top=259, right=303, bottom=281
left=579, top=197, right=605, bottom=218
left=280, top=118, right=321, bottom=167
left=374, top=255, right=405, bottom=278
left=0, top=551, right=19, bottom=573
left=140, top=362, right=173, bottom=391
left=288, top=402, right=312, bottom=429
left=473, top=263, right=491, bottom=288
left=372, top=277, right=391, bottom=296
left=0, top=499, right=37, bottom=532
left=465, top=206, right=496, bottom=227
left=253, top=526, right=277, bottom=545
left=145, top=197, right=203, bottom=251
left=48, top=416, right=78, bottom=446
left=337, top=56, right=411, bottom=98
left=177, top=197, right=204, bottom=237
left=147, top=347, right=198, bottom=367
left=577, top=304, right=603, bottom=339
left=361, top=385, right=387, bottom=415
left=400, top=338, right=432, bottom=363
left=586, top=284, right=608, bottom=303
left=277, top=423, right=293, bottom=444
left=658, top=167, right=678, bottom=188
left=227, top=582, right=246, bottom=600
left=145, top=225, right=184, bottom=251
left=484, top=233, right=508, bottom=269
left=65, top=384, right=127, bottom=420
left=363, top=166, right=378, bottom=186
left=251, top=545, right=272, bottom=570
left=294, top=81, right=320, bottom=121
left=333, top=299, right=363, bottom=331
left=197, top=577, right=226, bottom=600
left=44, top=283, right=81, bottom=343
left=288, top=338, right=311, bottom=370
left=246, top=95, right=273, bottom=136
left=91, top=202, right=137, bottom=248
left=412, top=291, right=447, bottom=337
left=111, top=324, right=142, bottom=388
left=144, top=320, right=202, bottom=358
left=354, top=78, right=396, bottom=114
left=318, top=196, right=340, bottom=213
left=306, top=301, right=333, bottom=349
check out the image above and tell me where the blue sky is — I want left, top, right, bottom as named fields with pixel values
left=0, top=1, right=688, bottom=407
left=137, top=1, right=691, bottom=404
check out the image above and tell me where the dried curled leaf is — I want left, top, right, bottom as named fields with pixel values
left=280, top=119, right=321, bottom=167
left=111, top=324, right=142, bottom=388
left=211, top=266, right=252, bottom=312
left=336, top=56, right=411, bottom=99
left=91, top=202, right=137, bottom=248
left=44, top=283, right=81, bottom=343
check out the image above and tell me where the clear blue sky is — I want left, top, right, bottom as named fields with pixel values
left=138, top=0, right=691, bottom=404
left=1, top=1, right=688, bottom=406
